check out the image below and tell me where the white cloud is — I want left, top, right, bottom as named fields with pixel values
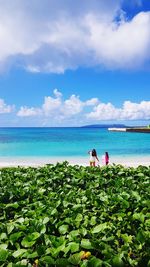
left=42, top=96, right=62, bottom=116
left=121, top=100, right=150, bottom=120
left=16, top=89, right=98, bottom=121
left=85, top=98, right=99, bottom=106
left=87, top=102, right=121, bottom=120
left=64, top=95, right=83, bottom=116
left=0, top=98, right=14, bottom=113
left=0, top=0, right=150, bottom=72
left=85, top=11, right=150, bottom=69
left=17, top=90, right=83, bottom=118
left=41, top=90, right=96, bottom=118
left=87, top=100, right=150, bottom=120
left=16, top=89, right=150, bottom=123
left=17, top=106, right=41, bottom=117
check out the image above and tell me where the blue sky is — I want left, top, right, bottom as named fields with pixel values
left=0, top=0, right=150, bottom=126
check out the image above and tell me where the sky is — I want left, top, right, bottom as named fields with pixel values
left=0, top=0, right=150, bottom=127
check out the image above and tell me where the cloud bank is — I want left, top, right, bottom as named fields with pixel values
left=0, top=0, right=150, bottom=73
left=17, top=89, right=99, bottom=122
left=14, top=89, right=150, bottom=126
left=87, top=100, right=150, bottom=120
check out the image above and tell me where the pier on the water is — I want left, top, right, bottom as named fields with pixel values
left=108, top=127, right=150, bottom=133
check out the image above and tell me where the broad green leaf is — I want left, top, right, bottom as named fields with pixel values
left=38, top=188, right=46, bottom=194
left=118, top=171, right=125, bottom=176
left=0, top=244, right=7, bottom=250
left=80, top=260, right=88, bottom=267
left=90, top=216, right=97, bottom=226
left=12, top=259, right=28, bottom=265
left=21, top=232, right=40, bottom=247
left=63, top=200, right=69, bottom=207
left=112, top=255, right=124, bottom=267
left=81, top=239, right=93, bottom=249
left=15, top=217, right=24, bottom=224
left=68, top=252, right=81, bottom=265
left=88, top=256, right=103, bottom=267
left=5, top=202, right=19, bottom=209
left=51, top=208, right=57, bottom=215
left=69, top=230, right=80, bottom=238
left=7, top=224, right=14, bottom=234
left=67, top=242, right=79, bottom=253
left=12, top=249, right=27, bottom=258
left=25, top=251, right=38, bottom=259
left=43, top=217, right=49, bottom=224
left=92, top=223, right=108, bottom=234
left=145, top=219, right=150, bottom=227
left=50, top=242, right=66, bottom=258
left=121, top=234, right=133, bottom=244
left=136, top=230, right=145, bottom=243
left=75, top=213, right=83, bottom=222
left=40, top=225, right=46, bottom=234
left=0, top=233, right=7, bottom=240
left=10, top=232, right=23, bottom=242
left=137, top=172, right=145, bottom=177
left=80, top=228, right=87, bottom=236
left=0, top=248, right=9, bottom=262
left=132, top=191, right=141, bottom=201
left=72, top=204, right=82, bottom=210
left=121, top=199, right=129, bottom=209
left=58, top=224, right=69, bottom=235
left=133, top=213, right=145, bottom=223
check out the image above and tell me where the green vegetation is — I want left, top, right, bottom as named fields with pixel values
left=0, top=162, right=150, bottom=267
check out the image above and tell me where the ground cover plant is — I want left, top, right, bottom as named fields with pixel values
left=0, top=162, right=150, bottom=267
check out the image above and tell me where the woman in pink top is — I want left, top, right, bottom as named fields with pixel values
left=105, top=152, right=109, bottom=165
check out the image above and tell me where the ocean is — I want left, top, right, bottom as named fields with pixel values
left=0, top=127, right=150, bottom=158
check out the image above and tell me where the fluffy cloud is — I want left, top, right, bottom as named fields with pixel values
left=87, top=103, right=121, bottom=120
left=16, top=89, right=150, bottom=124
left=18, top=89, right=91, bottom=119
left=0, top=98, right=14, bottom=113
left=42, top=88, right=63, bottom=116
left=64, top=95, right=83, bottom=116
left=42, top=96, right=62, bottom=116
left=86, top=12, right=150, bottom=69
left=121, top=100, right=150, bottom=120
left=85, top=98, right=99, bottom=106
left=17, top=106, right=41, bottom=117
left=87, top=100, right=150, bottom=120
left=0, top=0, right=150, bottom=73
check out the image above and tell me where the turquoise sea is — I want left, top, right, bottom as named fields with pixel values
left=0, top=127, right=150, bottom=158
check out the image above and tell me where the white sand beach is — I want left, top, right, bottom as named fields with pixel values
left=0, top=156, right=149, bottom=168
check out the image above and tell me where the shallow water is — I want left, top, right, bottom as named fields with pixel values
left=0, top=127, right=150, bottom=157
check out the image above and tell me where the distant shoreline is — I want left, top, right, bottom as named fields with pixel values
left=0, top=155, right=149, bottom=168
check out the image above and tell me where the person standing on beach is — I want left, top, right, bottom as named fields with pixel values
left=88, top=149, right=99, bottom=166
left=105, top=152, right=109, bottom=165
left=102, top=152, right=109, bottom=165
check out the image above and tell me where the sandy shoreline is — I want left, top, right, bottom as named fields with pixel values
left=0, top=156, right=149, bottom=167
